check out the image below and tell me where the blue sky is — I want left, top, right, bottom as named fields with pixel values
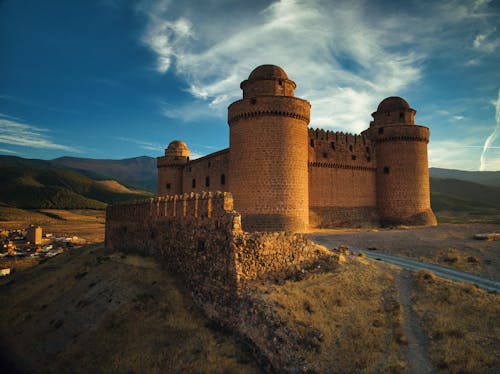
left=1, top=0, right=499, bottom=170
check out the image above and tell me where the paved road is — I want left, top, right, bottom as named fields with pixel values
left=310, top=236, right=500, bottom=294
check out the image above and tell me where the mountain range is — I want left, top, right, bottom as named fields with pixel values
left=1, top=155, right=499, bottom=213
left=0, top=156, right=152, bottom=209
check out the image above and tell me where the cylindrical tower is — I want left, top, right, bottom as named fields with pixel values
left=365, top=97, right=437, bottom=226
left=157, top=140, right=190, bottom=196
left=228, top=65, right=311, bottom=232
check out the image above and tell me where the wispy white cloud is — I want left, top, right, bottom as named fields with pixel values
left=428, top=139, right=486, bottom=171
left=115, top=136, right=164, bottom=152
left=480, top=88, right=500, bottom=171
left=0, top=148, right=18, bottom=154
left=138, top=0, right=430, bottom=132
left=0, top=115, right=82, bottom=153
left=473, top=28, right=500, bottom=53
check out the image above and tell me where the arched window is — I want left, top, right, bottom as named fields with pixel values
left=220, top=174, right=226, bottom=185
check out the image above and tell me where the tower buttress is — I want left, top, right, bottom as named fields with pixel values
left=364, top=97, right=437, bottom=226
left=227, top=65, right=310, bottom=232
left=157, top=140, right=190, bottom=196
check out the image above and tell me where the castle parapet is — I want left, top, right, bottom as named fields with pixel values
left=106, top=191, right=240, bottom=231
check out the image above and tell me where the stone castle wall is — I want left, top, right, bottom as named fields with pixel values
left=105, top=192, right=331, bottom=316
left=182, top=149, right=229, bottom=194
left=307, top=129, right=379, bottom=227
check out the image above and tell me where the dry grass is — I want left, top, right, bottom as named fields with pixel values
left=412, top=270, right=499, bottom=373
left=0, top=206, right=105, bottom=243
left=432, top=247, right=482, bottom=273
left=251, top=257, right=407, bottom=373
left=0, top=245, right=260, bottom=373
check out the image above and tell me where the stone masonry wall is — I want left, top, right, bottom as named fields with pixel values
left=181, top=149, right=229, bottom=195
left=105, top=192, right=331, bottom=317
left=307, top=128, right=379, bottom=227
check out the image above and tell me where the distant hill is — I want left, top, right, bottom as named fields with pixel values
left=430, top=168, right=500, bottom=187
left=0, top=156, right=152, bottom=209
left=430, top=178, right=500, bottom=208
left=51, top=156, right=157, bottom=192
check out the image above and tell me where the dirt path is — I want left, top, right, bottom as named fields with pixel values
left=395, top=269, right=435, bottom=374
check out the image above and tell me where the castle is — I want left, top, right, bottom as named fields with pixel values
left=157, top=64, right=437, bottom=232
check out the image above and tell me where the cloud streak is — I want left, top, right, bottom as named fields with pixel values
left=0, top=115, right=81, bottom=153
left=479, top=88, right=500, bottom=170
left=115, top=137, right=165, bottom=152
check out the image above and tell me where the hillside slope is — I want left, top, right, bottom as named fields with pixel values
left=52, top=156, right=157, bottom=192
left=0, top=245, right=259, bottom=373
left=0, top=157, right=152, bottom=209
left=430, top=168, right=500, bottom=187
left=430, top=178, right=500, bottom=209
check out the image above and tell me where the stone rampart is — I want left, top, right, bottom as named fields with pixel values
left=105, top=192, right=332, bottom=317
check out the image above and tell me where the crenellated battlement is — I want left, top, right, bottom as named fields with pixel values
left=308, top=127, right=376, bottom=167
left=106, top=192, right=240, bottom=228
left=308, top=128, right=370, bottom=145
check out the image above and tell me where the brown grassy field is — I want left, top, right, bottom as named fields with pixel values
left=248, top=256, right=409, bottom=372
left=0, top=206, right=105, bottom=243
left=412, top=270, right=499, bottom=373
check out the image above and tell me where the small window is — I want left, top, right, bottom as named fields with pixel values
left=399, top=112, right=404, bottom=120
left=323, top=153, right=328, bottom=158
left=220, top=174, right=226, bottom=185
left=351, top=155, right=356, bottom=161
left=366, top=147, right=370, bottom=153
left=384, top=166, right=390, bottom=174
left=278, top=80, right=283, bottom=86
left=166, top=183, right=171, bottom=190
left=367, top=156, right=371, bottom=162
left=192, top=179, right=196, bottom=188
left=331, top=142, right=336, bottom=150
left=349, top=145, right=353, bottom=152
left=198, top=239, right=205, bottom=252
left=378, top=128, right=384, bottom=134
left=205, top=176, right=210, bottom=187
left=310, top=139, right=314, bottom=147
left=208, top=162, right=211, bottom=168
left=250, top=98, right=257, bottom=105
